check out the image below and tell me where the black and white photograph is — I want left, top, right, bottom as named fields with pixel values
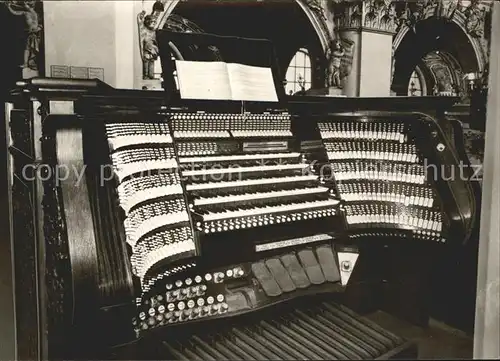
left=0, top=0, right=498, bottom=360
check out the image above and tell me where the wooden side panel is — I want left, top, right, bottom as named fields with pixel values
left=473, top=2, right=500, bottom=358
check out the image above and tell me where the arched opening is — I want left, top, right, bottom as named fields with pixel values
left=148, top=0, right=326, bottom=92
left=285, top=48, right=312, bottom=95
left=407, top=66, right=426, bottom=96
left=393, top=18, right=480, bottom=99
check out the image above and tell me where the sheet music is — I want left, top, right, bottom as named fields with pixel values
left=227, top=63, right=278, bottom=102
left=175, top=60, right=279, bottom=102
left=175, top=61, right=232, bottom=100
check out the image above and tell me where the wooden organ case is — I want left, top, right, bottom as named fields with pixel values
left=5, top=32, right=477, bottom=361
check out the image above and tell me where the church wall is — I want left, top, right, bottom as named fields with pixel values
left=44, top=1, right=140, bottom=89
left=115, top=1, right=137, bottom=89
left=44, top=1, right=117, bottom=86
left=43, top=1, right=153, bottom=89
left=41, top=0, right=491, bottom=97
left=359, top=32, right=392, bottom=97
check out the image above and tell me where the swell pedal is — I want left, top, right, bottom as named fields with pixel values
left=316, top=245, right=341, bottom=283
left=297, top=249, right=326, bottom=285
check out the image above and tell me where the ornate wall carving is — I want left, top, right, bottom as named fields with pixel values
left=424, top=52, right=459, bottom=94
left=392, top=0, right=493, bottom=74
left=332, top=0, right=398, bottom=34
left=3, top=0, right=44, bottom=79
left=395, top=0, right=490, bottom=37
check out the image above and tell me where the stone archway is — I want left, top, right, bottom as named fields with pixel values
left=391, top=0, right=492, bottom=95
left=139, top=0, right=333, bottom=89
left=391, top=13, right=488, bottom=96
left=393, top=15, right=485, bottom=74
left=153, top=0, right=332, bottom=54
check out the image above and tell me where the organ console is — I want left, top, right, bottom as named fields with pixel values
left=5, top=32, right=478, bottom=361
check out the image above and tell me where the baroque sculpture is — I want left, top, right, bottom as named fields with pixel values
left=464, top=0, right=487, bottom=37
left=137, top=1, right=165, bottom=80
left=5, top=0, right=43, bottom=77
left=325, top=37, right=355, bottom=89
left=138, top=11, right=160, bottom=80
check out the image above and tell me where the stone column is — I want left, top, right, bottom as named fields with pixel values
left=115, top=1, right=136, bottom=89
left=331, top=0, right=398, bottom=97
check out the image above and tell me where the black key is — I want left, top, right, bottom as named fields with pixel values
left=318, top=307, right=388, bottom=353
left=313, top=312, right=381, bottom=358
left=324, top=302, right=400, bottom=347
left=189, top=344, right=217, bottom=361
left=281, top=316, right=345, bottom=359
left=180, top=346, right=204, bottom=361
left=243, top=327, right=296, bottom=359
left=261, top=321, right=322, bottom=360
left=291, top=311, right=362, bottom=359
left=222, top=337, right=256, bottom=360
left=162, top=342, right=190, bottom=361
left=259, top=328, right=309, bottom=360
left=333, top=302, right=402, bottom=345
left=232, top=328, right=281, bottom=360
left=191, top=336, right=227, bottom=359
left=212, top=341, right=242, bottom=360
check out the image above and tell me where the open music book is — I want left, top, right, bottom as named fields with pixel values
left=175, top=60, right=279, bottom=102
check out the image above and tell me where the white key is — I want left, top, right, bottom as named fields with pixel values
left=114, top=159, right=178, bottom=182
left=179, top=152, right=300, bottom=164
left=119, top=184, right=184, bottom=214
left=203, top=199, right=340, bottom=221
left=126, top=212, right=190, bottom=247
left=183, top=163, right=308, bottom=177
left=186, top=174, right=317, bottom=191
left=194, top=187, right=329, bottom=206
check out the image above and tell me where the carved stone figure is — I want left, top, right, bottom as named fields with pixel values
left=325, top=38, right=355, bottom=89
left=350, top=3, right=363, bottom=27
left=336, top=0, right=397, bottom=33
left=304, top=0, right=327, bottom=21
left=440, top=0, right=460, bottom=19
left=364, top=1, right=380, bottom=28
left=138, top=11, right=160, bottom=79
left=6, top=0, right=42, bottom=72
left=326, top=40, right=344, bottom=88
left=380, top=3, right=397, bottom=31
left=433, top=84, right=439, bottom=95
left=137, top=1, right=166, bottom=80
left=464, top=0, right=486, bottom=37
